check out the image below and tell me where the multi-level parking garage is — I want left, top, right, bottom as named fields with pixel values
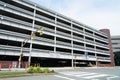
left=0, top=0, right=114, bottom=67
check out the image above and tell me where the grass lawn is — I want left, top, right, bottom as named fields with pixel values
left=0, top=72, right=28, bottom=77
left=0, top=67, right=55, bottom=78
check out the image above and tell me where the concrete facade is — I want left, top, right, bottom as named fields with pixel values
left=111, top=36, right=120, bottom=53
left=111, top=36, right=120, bottom=66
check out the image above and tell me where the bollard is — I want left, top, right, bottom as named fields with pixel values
left=0, top=63, right=1, bottom=71
left=9, top=64, right=11, bottom=71
left=34, top=64, right=37, bottom=67
left=25, top=63, right=28, bottom=71
left=37, top=63, right=40, bottom=67
left=37, top=63, right=39, bottom=67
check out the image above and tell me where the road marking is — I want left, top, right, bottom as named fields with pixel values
left=75, top=73, right=97, bottom=77
left=60, top=72, right=88, bottom=75
left=58, top=71, right=119, bottom=80
left=107, top=76, right=119, bottom=80
left=91, top=79, right=99, bottom=80
left=54, top=75, right=75, bottom=80
left=84, top=74, right=108, bottom=79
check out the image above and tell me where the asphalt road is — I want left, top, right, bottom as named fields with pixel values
left=0, top=67, right=120, bottom=80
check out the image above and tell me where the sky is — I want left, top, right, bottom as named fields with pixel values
left=30, top=0, right=120, bottom=36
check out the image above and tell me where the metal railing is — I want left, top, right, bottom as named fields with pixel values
left=85, top=32, right=93, bottom=37
left=56, top=51, right=71, bottom=55
left=95, top=42, right=108, bottom=48
left=0, top=44, right=53, bottom=53
left=73, top=27, right=83, bottom=34
left=88, top=55, right=96, bottom=58
left=36, top=14, right=55, bottom=24
left=86, top=47, right=95, bottom=51
left=95, top=35, right=108, bottom=42
left=97, top=56, right=111, bottom=60
left=0, top=1, right=33, bottom=17
left=73, top=35, right=84, bottom=41
left=85, top=39, right=94, bottom=44
left=57, top=21, right=71, bottom=29
left=0, top=29, right=29, bottom=38
left=36, top=37, right=54, bottom=43
left=0, top=29, right=54, bottom=44
left=0, top=15, right=32, bottom=28
left=56, top=41, right=71, bottom=47
left=57, top=31, right=71, bottom=38
left=73, top=44, right=84, bottom=49
left=96, top=49, right=109, bottom=54
left=44, top=27, right=54, bottom=33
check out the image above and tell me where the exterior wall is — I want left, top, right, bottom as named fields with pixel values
left=100, top=29, right=115, bottom=67
left=111, top=36, right=120, bottom=66
left=111, top=36, right=120, bottom=53
left=0, top=0, right=112, bottom=67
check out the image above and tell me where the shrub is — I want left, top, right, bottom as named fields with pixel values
left=27, top=66, right=34, bottom=73
left=27, top=67, right=54, bottom=73
left=43, top=68, right=50, bottom=73
left=33, top=67, right=38, bottom=73
left=50, top=69, right=54, bottom=73
left=36, top=67, right=43, bottom=73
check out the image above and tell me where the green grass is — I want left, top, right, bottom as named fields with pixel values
left=0, top=72, right=27, bottom=77
left=0, top=67, right=55, bottom=78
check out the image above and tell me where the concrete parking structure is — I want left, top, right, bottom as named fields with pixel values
left=0, top=0, right=114, bottom=67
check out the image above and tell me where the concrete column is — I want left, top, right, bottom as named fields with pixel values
left=71, top=21, right=73, bottom=67
left=54, top=14, right=57, bottom=53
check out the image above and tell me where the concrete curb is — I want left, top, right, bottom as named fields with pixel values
left=0, top=73, right=56, bottom=78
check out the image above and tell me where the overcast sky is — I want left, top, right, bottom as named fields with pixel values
left=31, top=0, right=120, bottom=36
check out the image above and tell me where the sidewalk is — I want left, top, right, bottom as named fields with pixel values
left=0, top=67, right=79, bottom=72
left=0, top=66, right=117, bottom=72
left=0, top=68, right=26, bottom=72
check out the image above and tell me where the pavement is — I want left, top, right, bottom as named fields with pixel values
left=0, top=66, right=119, bottom=72
left=55, top=67, right=120, bottom=80
left=0, top=68, right=26, bottom=72
left=0, top=67, right=120, bottom=80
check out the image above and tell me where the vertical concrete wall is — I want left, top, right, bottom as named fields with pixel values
left=100, top=29, right=115, bottom=67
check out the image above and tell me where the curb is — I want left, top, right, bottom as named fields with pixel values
left=0, top=73, right=56, bottom=78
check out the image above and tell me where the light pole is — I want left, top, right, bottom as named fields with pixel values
left=18, top=41, right=23, bottom=68
left=28, top=4, right=36, bottom=67
left=19, top=5, right=44, bottom=68
left=28, top=27, right=43, bottom=67
left=28, top=28, right=43, bottom=67
left=18, top=27, right=43, bottom=68
left=18, top=39, right=28, bottom=68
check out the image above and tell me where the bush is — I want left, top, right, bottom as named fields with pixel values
left=27, top=66, right=54, bottom=73
left=27, top=66, right=34, bottom=73
left=36, top=67, right=43, bottom=73
left=33, top=67, right=37, bottom=73
left=43, top=68, right=50, bottom=73
left=50, top=69, right=54, bottom=73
